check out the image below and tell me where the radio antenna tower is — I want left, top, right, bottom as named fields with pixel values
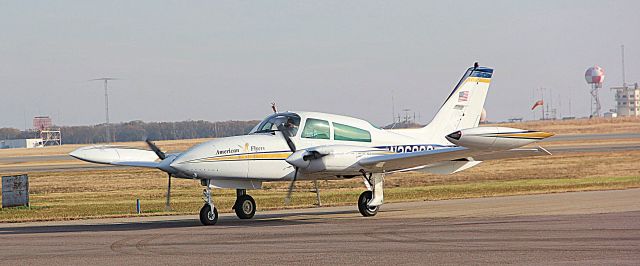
left=90, top=78, right=118, bottom=143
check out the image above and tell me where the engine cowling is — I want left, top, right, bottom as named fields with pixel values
left=445, top=127, right=554, bottom=150
left=286, top=145, right=387, bottom=173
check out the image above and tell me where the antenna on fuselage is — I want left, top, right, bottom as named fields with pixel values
left=271, top=102, right=278, bottom=113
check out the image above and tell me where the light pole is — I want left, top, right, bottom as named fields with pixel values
left=90, top=78, right=118, bottom=143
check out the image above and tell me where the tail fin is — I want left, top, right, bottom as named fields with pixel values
left=424, top=64, right=493, bottom=142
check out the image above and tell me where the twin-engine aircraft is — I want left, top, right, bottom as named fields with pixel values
left=70, top=63, right=554, bottom=225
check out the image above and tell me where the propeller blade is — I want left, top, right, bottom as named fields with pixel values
left=284, top=167, right=297, bottom=204
left=165, top=173, right=172, bottom=211
left=277, top=123, right=298, bottom=204
left=145, top=139, right=166, bottom=160
left=276, top=124, right=296, bottom=152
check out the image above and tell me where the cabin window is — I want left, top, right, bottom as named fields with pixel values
left=333, top=123, right=371, bottom=142
left=301, top=119, right=330, bottom=139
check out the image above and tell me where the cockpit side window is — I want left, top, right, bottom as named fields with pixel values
left=301, top=118, right=330, bottom=140
left=251, top=113, right=301, bottom=136
left=333, top=122, right=371, bottom=142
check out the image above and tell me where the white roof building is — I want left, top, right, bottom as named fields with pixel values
left=0, top=139, right=44, bottom=149
left=610, top=83, right=640, bottom=117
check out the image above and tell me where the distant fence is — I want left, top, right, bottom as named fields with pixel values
left=2, top=174, right=29, bottom=208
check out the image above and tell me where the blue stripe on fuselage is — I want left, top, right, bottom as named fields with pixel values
left=374, top=144, right=455, bottom=153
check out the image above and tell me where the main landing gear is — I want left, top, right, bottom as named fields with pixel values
left=233, top=189, right=256, bottom=219
left=199, top=180, right=258, bottom=226
left=358, top=171, right=385, bottom=217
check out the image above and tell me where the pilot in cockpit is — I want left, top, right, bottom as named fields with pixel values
left=283, top=117, right=299, bottom=136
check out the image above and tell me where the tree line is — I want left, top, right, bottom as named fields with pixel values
left=0, top=120, right=260, bottom=144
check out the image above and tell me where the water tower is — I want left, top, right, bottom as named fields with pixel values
left=585, top=66, right=605, bottom=117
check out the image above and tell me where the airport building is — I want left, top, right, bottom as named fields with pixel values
left=0, top=138, right=44, bottom=149
left=610, top=83, right=640, bottom=116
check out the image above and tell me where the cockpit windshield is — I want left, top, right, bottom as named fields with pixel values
left=250, top=113, right=301, bottom=136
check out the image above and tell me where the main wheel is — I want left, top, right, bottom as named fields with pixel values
left=358, top=191, right=379, bottom=217
left=199, top=204, right=218, bottom=225
left=234, top=194, right=256, bottom=219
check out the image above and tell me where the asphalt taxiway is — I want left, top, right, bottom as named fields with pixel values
left=1, top=189, right=639, bottom=265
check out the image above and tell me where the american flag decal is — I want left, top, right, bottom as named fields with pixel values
left=458, top=91, right=469, bottom=102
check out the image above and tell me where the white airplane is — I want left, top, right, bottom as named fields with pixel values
left=70, top=63, right=554, bottom=225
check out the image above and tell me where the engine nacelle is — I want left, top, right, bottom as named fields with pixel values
left=286, top=145, right=386, bottom=173
left=445, top=127, right=554, bottom=150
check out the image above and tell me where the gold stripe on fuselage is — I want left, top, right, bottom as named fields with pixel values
left=201, top=152, right=292, bottom=162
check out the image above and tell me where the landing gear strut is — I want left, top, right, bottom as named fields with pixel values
left=199, top=179, right=218, bottom=225
left=233, top=189, right=256, bottom=219
left=358, top=171, right=384, bottom=217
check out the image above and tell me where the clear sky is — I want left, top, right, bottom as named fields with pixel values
left=1, top=1, right=639, bottom=129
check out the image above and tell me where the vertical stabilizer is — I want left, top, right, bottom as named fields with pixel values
left=423, top=64, right=493, bottom=143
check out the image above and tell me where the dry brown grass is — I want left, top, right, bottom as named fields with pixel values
left=491, top=116, right=640, bottom=134
left=1, top=149, right=638, bottom=222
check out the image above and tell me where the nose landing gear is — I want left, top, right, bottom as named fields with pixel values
left=199, top=179, right=218, bottom=225
left=198, top=183, right=258, bottom=225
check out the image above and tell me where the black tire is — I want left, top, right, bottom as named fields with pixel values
left=234, top=194, right=256, bottom=219
left=358, top=191, right=379, bottom=217
left=199, top=204, right=218, bottom=225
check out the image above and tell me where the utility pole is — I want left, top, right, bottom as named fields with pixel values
left=622, top=44, right=626, bottom=86
left=90, top=78, right=118, bottom=143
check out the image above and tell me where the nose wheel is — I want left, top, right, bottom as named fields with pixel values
left=199, top=204, right=218, bottom=225
left=233, top=189, right=256, bottom=219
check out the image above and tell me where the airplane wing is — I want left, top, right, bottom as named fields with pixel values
left=358, top=146, right=550, bottom=172
left=471, top=146, right=550, bottom=161
left=359, top=147, right=481, bottom=171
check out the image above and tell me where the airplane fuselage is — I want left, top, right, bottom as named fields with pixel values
left=168, top=111, right=447, bottom=182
